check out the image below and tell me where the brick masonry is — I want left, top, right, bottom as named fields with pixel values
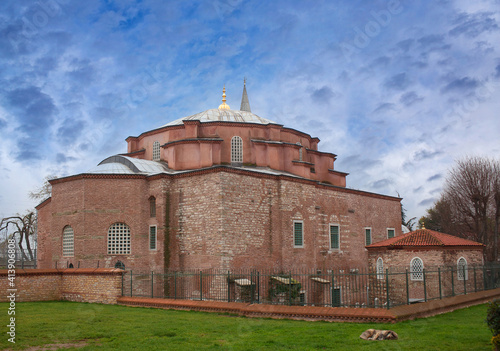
left=367, top=248, right=484, bottom=305
left=37, top=168, right=402, bottom=274
left=0, top=268, right=123, bottom=304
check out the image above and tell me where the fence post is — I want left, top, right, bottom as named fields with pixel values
left=405, top=269, right=409, bottom=305
left=451, top=266, right=455, bottom=296
left=483, top=266, right=487, bottom=290
left=288, top=271, right=292, bottom=306
left=331, top=270, right=335, bottom=307
left=227, top=271, right=230, bottom=303
left=199, top=271, right=203, bottom=301
left=174, top=272, right=177, bottom=299
left=423, top=269, right=427, bottom=302
left=385, top=269, right=390, bottom=309
left=463, top=266, right=467, bottom=295
left=257, top=271, right=260, bottom=303
left=151, top=271, right=154, bottom=298
left=130, top=270, right=133, bottom=297
left=249, top=271, right=253, bottom=304
left=121, top=271, right=124, bottom=296
left=474, top=266, right=477, bottom=293
left=438, top=267, right=442, bottom=299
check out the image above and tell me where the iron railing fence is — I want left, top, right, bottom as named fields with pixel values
left=121, top=264, right=500, bottom=308
left=0, top=248, right=37, bottom=269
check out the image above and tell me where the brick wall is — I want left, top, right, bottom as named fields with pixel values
left=0, top=268, right=123, bottom=304
left=367, top=248, right=484, bottom=305
left=38, top=167, right=402, bottom=274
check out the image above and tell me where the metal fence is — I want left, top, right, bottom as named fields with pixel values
left=121, top=264, right=500, bottom=308
left=0, top=248, right=37, bottom=269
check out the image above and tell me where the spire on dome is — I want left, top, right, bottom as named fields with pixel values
left=240, top=78, right=251, bottom=112
left=218, top=85, right=230, bottom=110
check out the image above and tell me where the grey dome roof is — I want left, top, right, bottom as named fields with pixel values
left=87, top=155, right=169, bottom=175
left=162, top=109, right=277, bottom=127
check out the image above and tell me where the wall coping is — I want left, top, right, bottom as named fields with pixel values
left=0, top=268, right=124, bottom=276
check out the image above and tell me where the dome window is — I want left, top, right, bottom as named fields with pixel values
left=231, top=136, right=243, bottom=164
left=152, top=141, right=161, bottom=161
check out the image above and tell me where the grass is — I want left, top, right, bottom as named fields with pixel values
left=0, top=301, right=493, bottom=350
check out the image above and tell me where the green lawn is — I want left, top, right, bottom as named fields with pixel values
left=0, top=301, right=493, bottom=350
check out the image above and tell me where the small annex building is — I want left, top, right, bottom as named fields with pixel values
left=366, top=228, right=484, bottom=304
left=36, top=82, right=405, bottom=274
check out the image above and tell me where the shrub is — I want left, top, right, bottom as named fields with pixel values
left=487, top=299, right=500, bottom=336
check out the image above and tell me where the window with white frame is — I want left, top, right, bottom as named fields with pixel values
left=410, top=257, right=424, bottom=281
left=62, top=226, right=74, bottom=257
left=293, top=221, right=303, bottom=248
left=387, top=228, right=395, bottom=239
left=149, top=225, right=157, bottom=250
left=231, top=136, right=243, bottom=163
left=152, top=141, right=161, bottom=161
left=457, top=257, right=468, bottom=281
left=107, top=223, right=131, bottom=255
left=330, top=224, right=339, bottom=249
left=365, top=228, right=372, bottom=246
left=376, top=257, right=384, bottom=280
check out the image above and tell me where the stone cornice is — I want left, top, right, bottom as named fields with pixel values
left=162, top=138, right=224, bottom=148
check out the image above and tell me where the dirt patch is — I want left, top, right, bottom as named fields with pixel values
left=11, top=340, right=90, bottom=350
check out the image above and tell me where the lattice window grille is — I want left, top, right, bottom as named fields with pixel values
left=152, top=141, right=161, bottom=161
left=62, top=226, right=74, bottom=257
left=457, top=257, right=468, bottom=281
left=149, top=226, right=157, bottom=250
left=231, top=136, right=243, bottom=163
left=376, top=257, right=384, bottom=280
left=107, top=223, right=131, bottom=255
left=410, top=257, right=424, bottom=281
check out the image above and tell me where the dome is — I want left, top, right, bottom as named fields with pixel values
left=162, top=108, right=278, bottom=127
left=87, top=155, right=170, bottom=175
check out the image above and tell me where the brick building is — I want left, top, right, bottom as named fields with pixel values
left=366, top=228, right=484, bottom=305
left=36, top=83, right=403, bottom=273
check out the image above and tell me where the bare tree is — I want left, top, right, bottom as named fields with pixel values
left=28, top=175, right=56, bottom=201
left=493, top=161, right=500, bottom=262
left=0, top=212, right=37, bottom=260
left=444, top=156, right=498, bottom=261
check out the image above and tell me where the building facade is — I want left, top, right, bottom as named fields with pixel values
left=36, top=84, right=403, bottom=273
left=366, top=228, right=484, bottom=305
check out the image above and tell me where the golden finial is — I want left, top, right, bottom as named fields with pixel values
left=218, top=85, right=230, bottom=110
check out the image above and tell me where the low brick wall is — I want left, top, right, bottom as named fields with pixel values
left=0, top=268, right=123, bottom=304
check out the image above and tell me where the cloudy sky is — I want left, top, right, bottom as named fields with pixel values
left=0, top=0, right=499, bottom=222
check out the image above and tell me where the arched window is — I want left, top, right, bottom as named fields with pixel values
left=457, top=257, right=468, bottom=281
left=376, top=257, right=384, bottom=280
left=231, top=136, right=243, bottom=164
left=107, top=223, right=131, bottom=255
left=149, top=196, right=156, bottom=218
left=62, top=226, right=74, bottom=257
left=152, top=141, right=161, bottom=161
left=410, top=257, right=424, bottom=281
left=115, top=260, right=125, bottom=270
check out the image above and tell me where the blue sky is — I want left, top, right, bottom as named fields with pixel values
left=0, top=0, right=499, bottom=222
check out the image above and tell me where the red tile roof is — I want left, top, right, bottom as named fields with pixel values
left=366, top=228, right=484, bottom=249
